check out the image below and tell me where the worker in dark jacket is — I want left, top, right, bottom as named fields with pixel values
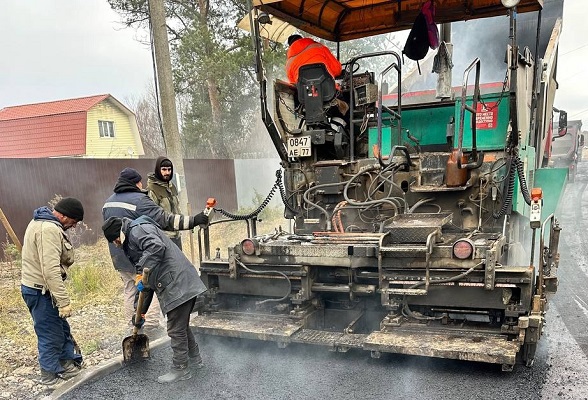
left=102, top=167, right=208, bottom=332
left=102, top=215, right=207, bottom=384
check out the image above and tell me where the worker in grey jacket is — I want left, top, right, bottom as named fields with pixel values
left=21, top=197, right=85, bottom=385
left=102, top=167, right=207, bottom=332
left=102, top=215, right=207, bottom=384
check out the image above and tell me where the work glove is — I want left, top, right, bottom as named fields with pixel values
left=58, top=305, right=72, bottom=319
left=132, top=314, right=145, bottom=329
left=135, top=274, right=144, bottom=292
left=192, top=212, right=209, bottom=227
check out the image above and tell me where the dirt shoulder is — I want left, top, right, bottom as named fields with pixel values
left=0, top=240, right=129, bottom=400
left=0, top=301, right=129, bottom=400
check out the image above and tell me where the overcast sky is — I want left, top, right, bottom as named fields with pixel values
left=554, top=0, right=588, bottom=127
left=0, top=0, right=586, bottom=128
left=0, top=0, right=152, bottom=109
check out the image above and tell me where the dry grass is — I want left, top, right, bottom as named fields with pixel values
left=0, top=207, right=289, bottom=376
left=0, top=239, right=125, bottom=376
left=201, top=207, right=290, bottom=260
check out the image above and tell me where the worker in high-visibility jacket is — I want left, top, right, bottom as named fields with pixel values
left=285, top=34, right=342, bottom=84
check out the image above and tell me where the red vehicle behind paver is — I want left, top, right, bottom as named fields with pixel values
left=550, top=117, right=584, bottom=182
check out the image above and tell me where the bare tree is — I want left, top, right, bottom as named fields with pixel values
left=125, top=86, right=166, bottom=158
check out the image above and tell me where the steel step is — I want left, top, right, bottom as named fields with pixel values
left=364, top=330, right=519, bottom=366
left=290, top=329, right=368, bottom=349
left=380, top=246, right=428, bottom=254
left=191, top=313, right=302, bottom=341
left=382, top=288, right=428, bottom=296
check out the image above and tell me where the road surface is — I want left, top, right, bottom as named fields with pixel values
left=59, top=164, right=588, bottom=400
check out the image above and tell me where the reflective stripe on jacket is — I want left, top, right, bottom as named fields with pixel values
left=102, top=180, right=195, bottom=273
left=286, top=38, right=342, bottom=83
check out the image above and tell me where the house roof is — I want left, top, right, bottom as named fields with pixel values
left=0, top=94, right=110, bottom=121
left=0, top=94, right=113, bottom=158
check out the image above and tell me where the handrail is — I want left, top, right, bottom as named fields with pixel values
left=456, top=58, right=484, bottom=170
left=249, top=5, right=290, bottom=164
left=198, top=218, right=253, bottom=262
left=346, top=51, right=402, bottom=163
left=377, top=53, right=402, bottom=167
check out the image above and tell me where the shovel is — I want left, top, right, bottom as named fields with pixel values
left=122, top=268, right=151, bottom=363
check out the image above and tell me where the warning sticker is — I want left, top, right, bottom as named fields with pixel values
left=476, top=102, right=498, bottom=129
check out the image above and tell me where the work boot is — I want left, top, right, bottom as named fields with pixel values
left=189, top=348, right=204, bottom=369
left=157, top=364, right=192, bottom=384
left=38, top=370, right=62, bottom=386
left=59, top=359, right=82, bottom=380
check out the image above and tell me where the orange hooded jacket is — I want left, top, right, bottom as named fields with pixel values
left=286, top=38, right=342, bottom=84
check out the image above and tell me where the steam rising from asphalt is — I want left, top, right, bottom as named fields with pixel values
left=400, top=0, right=564, bottom=93
left=234, top=158, right=283, bottom=209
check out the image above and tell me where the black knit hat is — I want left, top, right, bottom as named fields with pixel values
left=102, top=216, right=123, bottom=242
left=119, top=167, right=142, bottom=184
left=54, top=197, right=84, bottom=221
left=287, top=34, right=302, bottom=46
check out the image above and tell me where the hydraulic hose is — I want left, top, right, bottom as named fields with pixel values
left=515, top=155, right=531, bottom=205
left=343, top=165, right=400, bottom=215
left=215, top=170, right=298, bottom=220
left=236, top=259, right=292, bottom=306
left=493, top=156, right=516, bottom=219
left=492, top=152, right=532, bottom=219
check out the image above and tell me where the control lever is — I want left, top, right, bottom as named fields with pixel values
left=201, top=198, right=217, bottom=229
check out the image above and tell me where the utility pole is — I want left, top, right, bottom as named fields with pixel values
left=148, top=0, right=189, bottom=211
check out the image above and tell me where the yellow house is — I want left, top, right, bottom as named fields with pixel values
left=0, top=94, right=144, bottom=158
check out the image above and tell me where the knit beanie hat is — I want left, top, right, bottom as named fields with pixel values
left=288, top=34, right=302, bottom=46
left=102, top=216, right=123, bottom=242
left=119, top=167, right=142, bottom=184
left=54, top=197, right=84, bottom=221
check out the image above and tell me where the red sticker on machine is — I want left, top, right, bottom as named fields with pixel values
left=476, top=102, right=498, bottom=129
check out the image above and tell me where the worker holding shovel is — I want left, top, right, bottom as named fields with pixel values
left=102, top=214, right=208, bottom=383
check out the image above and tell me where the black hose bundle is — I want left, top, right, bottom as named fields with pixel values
left=492, top=152, right=532, bottom=219
left=515, top=155, right=531, bottom=205
left=215, top=170, right=298, bottom=220
left=493, top=156, right=516, bottom=219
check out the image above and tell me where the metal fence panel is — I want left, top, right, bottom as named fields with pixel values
left=0, top=158, right=237, bottom=248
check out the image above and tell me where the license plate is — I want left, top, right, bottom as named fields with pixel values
left=287, top=135, right=311, bottom=158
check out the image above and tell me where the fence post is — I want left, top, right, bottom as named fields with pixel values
left=0, top=208, right=22, bottom=252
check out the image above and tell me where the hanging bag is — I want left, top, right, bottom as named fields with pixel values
left=402, top=11, right=430, bottom=62
left=402, top=0, right=440, bottom=72
left=422, top=0, right=439, bottom=50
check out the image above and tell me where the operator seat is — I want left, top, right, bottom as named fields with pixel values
left=296, top=63, right=336, bottom=126
left=295, top=63, right=349, bottom=160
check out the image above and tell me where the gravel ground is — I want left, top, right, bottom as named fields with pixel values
left=0, top=301, right=148, bottom=400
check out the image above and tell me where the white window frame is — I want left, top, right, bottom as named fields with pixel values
left=98, top=120, right=115, bottom=138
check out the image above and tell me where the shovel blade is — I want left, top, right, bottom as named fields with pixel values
left=122, top=333, right=150, bottom=363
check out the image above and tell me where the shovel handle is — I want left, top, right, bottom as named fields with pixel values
left=133, top=268, right=150, bottom=335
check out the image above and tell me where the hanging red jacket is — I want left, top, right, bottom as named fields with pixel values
left=286, top=38, right=342, bottom=84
